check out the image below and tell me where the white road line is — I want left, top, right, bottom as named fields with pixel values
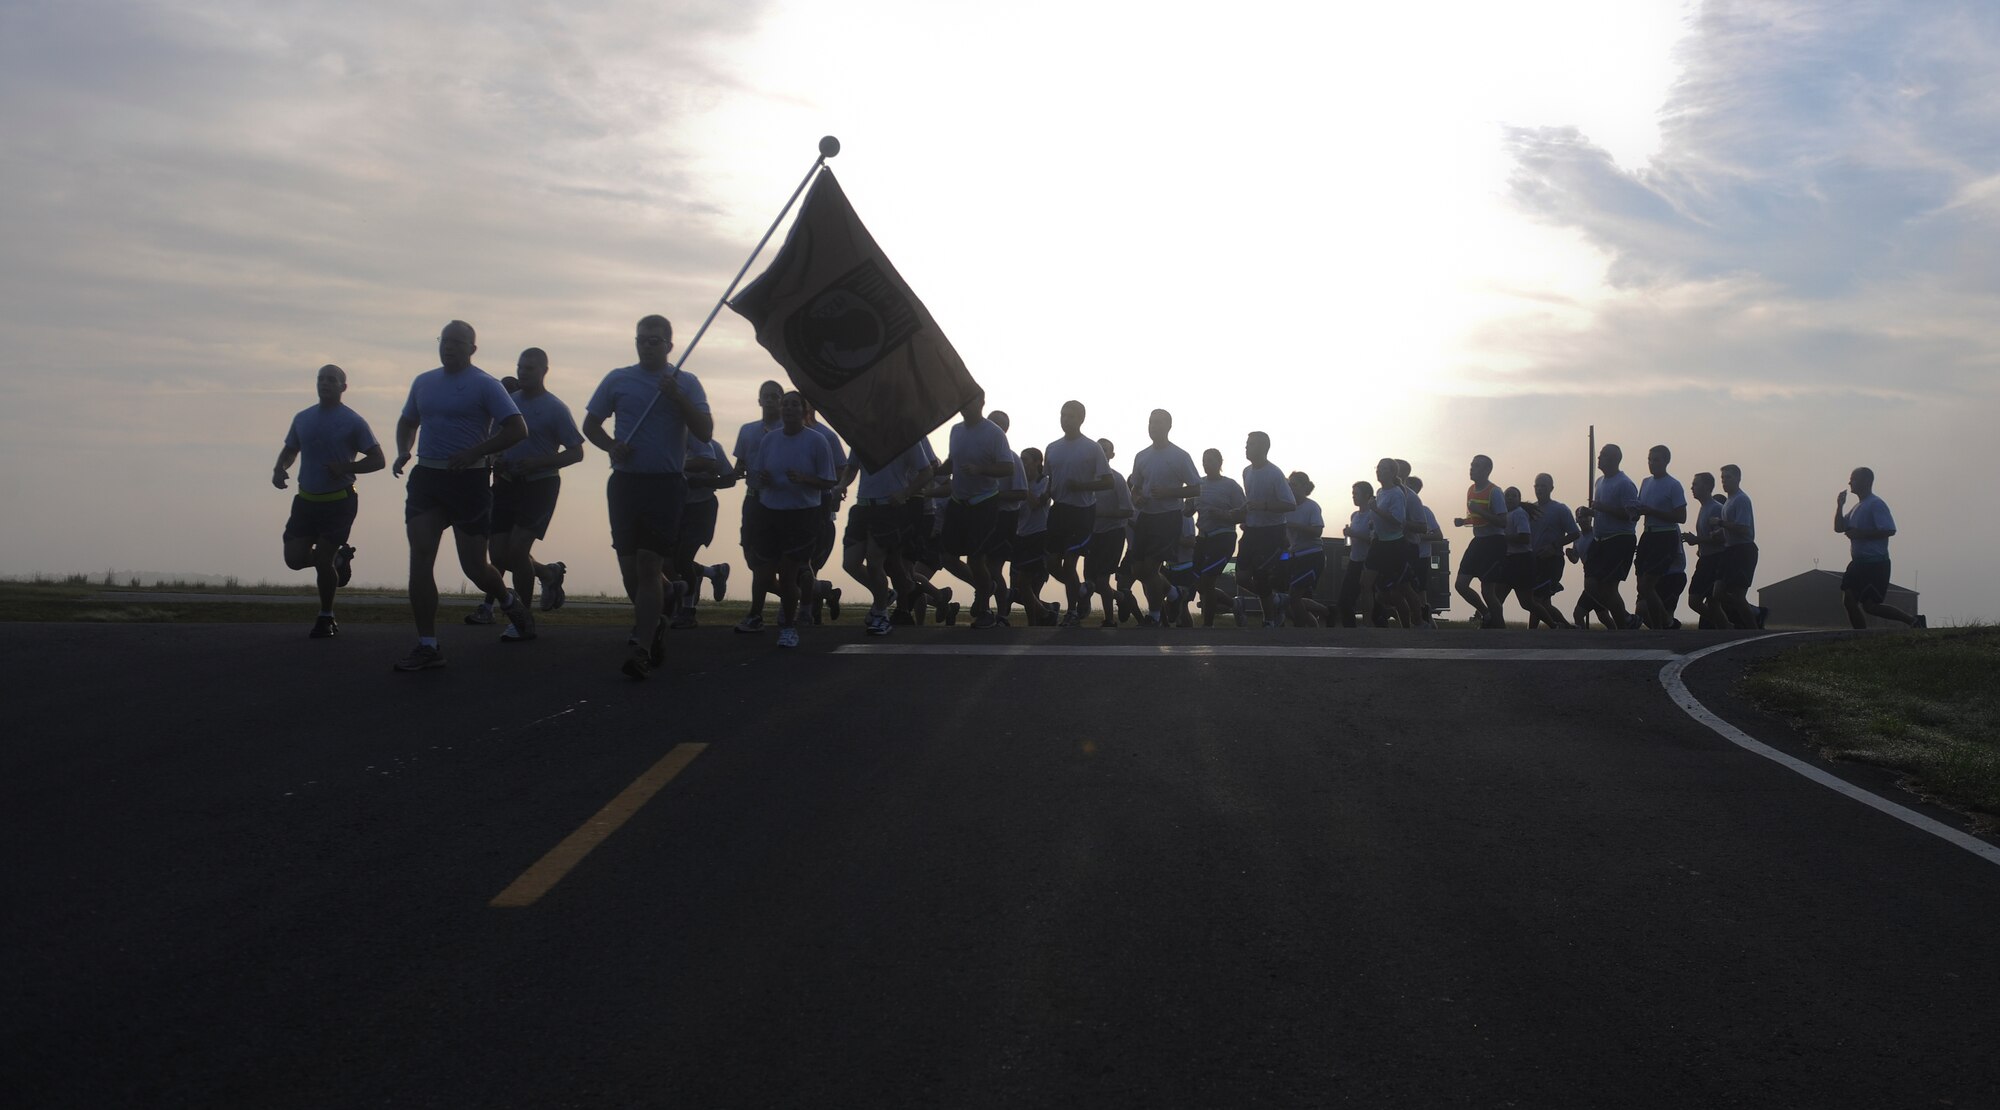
left=1661, top=635, right=2000, bottom=870
left=834, top=644, right=1677, bottom=661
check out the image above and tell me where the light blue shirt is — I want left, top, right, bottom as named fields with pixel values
left=1593, top=472, right=1641, bottom=538
left=684, top=438, right=730, bottom=504
left=948, top=417, right=1011, bottom=502
left=402, top=366, right=518, bottom=462
left=585, top=364, right=710, bottom=475
left=1196, top=475, right=1246, bottom=537
left=501, top=390, right=583, bottom=480
left=1847, top=494, right=1895, bottom=562
left=1638, top=473, right=1688, bottom=533
left=1131, top=442, right=1200, bottom=514
left=856, top=442, right=931, bottom=501
left=753, top=427, right=836, bottom=511
left=285, top=404, right=379, bottom=494
left=1241, top=462, right=1295, bottom=528
left=1722, top=489, right=1756, bottom=546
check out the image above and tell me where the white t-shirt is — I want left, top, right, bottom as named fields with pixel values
left=857, top=442, right=932, bottom=501
left=1285, top=497, right=1325, bottom=555
left=948, top=418, right=1012, bottom=502
left=502, top=390, right=584, bottom=480
left=1094, top=468, right=1132, bottom=533
left=285, top=404, right=379, bottom=495
left=402, top=365, right=519, bottom=461
left=584, top=364, right=709, bottom=475
left=1530, top=499, right=1578, bottom=556
left=1371, top=485, right=1407, bottom=542
left=1241, top=462, right=1295, bottom=528
left=1130, top=442, right=1201, bottom=515
left=1846, top=494, right=1895, bottom=562
left=753, top=427, right=836, bottom=511
left=1195, top=475, right=1246, bottom=536
left=1722, top=489, right=1756, bottom=546
left=1592, top=471, right=1642, bottom=538
left=1505, top=506, right=1533, bottom=553
left=1638, top=473, right=1688, bottom=534
left=1346, top=509, right=1373, bottom=562
left=1018, top=475, right=1053, bottom=534
left=1045, top=434, right=1110, bottom=508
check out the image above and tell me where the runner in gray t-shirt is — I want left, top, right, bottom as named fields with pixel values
left=272, top=363, right=384, bottom=639
left=488, top=347, right=586, bottom=640
left=390, top=321, right=530, bottom=671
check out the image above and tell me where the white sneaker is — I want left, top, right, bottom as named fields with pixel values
left=463, top=602, right=495, bottom=625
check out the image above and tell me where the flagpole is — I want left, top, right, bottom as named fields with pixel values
left=624, top=135, right=840, bottom=440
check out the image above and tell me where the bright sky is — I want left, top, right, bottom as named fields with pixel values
left=3, top=1, right=1995, bottom=621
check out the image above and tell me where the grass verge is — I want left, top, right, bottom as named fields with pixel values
left=0, top=579, right=743, bottom=627
left=1741, top=626, right=2000, bottom=830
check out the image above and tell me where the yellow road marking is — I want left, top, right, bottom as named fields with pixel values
left=490, top=742, right=708, bottom=908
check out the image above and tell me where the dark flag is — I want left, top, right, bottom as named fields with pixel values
left=728, top=169, right=981, bottom=472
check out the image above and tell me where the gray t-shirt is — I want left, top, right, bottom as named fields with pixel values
left=1530, top=499, right=1577, bottom=555
left=1131, top=442, right=1200, bottom=515
left=753, top=427, right=836, bottom=511
left=1044, top=434, right=1110, bottom=508
left=1196, top=474, right=1246, bottom=537
left=857, top=442, right=933, bottom=501
left=1241, top=462, right=1296, bottom=528
left=1592, top=471, right=1642, bottom=538
left=285, top=404, right=379, bottom=495
left=1094, top=468, right=1133, bottom=533
left=501, top=390, right=583, bottom=480
left=401, top=366, right=519, bottom=462
left=585, top=364, right=711, bottom=475
left=1722, top=489, right=1756, bottom=546
left=947, top=417, right=1011, bottom=502
left=1638, top=473, right=1688, bottom=534
left=684, top=438, right=730, bottom=504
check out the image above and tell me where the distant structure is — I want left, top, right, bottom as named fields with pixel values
left=1759, top=569, right=1921, bottom=629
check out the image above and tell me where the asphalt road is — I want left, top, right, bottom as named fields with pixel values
left=4, top=622, right=1997, bottom=1109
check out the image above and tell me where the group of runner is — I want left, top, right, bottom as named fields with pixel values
left=271, top=315, right=1925, bottom=676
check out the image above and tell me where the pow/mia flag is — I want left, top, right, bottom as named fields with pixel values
left=729, top=169, right=981, bottom=472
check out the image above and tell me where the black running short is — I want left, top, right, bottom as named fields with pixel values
left=606, top=470, right=687, bottom=556
left=1717, top=543, right=1758, bottom=591
left=1459, top=534, right=1508, bottom=583
left=284, top=490, right=359, bottom=544
left=942, top=498, right=1000, bottom=558
left=678, top=496, right=719, bottom=551
left=491, top=476, right=561, bottom=538
left=1194, top=531, right=1236, bottom=577
left=1635, top=531, right=1680, bottom=577
left=1129, top=511, right=1182, bottom=563
left=406, top=466, right=492, bottom=531
left=1584, top=532, right=1637, bottom=583
left=1085, top=528, right=1126, bottom=580
left=1045, top=503, right=1095, bottom=556
left=1840, top=559, right=1890, bottom=605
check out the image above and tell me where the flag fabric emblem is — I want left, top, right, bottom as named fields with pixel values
left=729, top=169, right=980, bottom=472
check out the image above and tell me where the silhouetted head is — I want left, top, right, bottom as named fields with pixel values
left=1505, top=486, right=1522, bottom=510
left=635, top=315, right=673, bottom=369
left=1202, top=447, right=1223, bottom=476
left=1849, top=467, right=1875, bottom=497
left=1021, top=446, right=1043, bottom=481
left=1692, top=471, right=1716, bottom=500
left=1375, top=457, right=1399, bottom=487
left=516, top=348, right=549, bottom=394
left=1470, top=455, right=1493, bottom=483
left=1720, top=463, right=1742, bottom=494
left=1288, top=471, right=1314, bottom=499
left=1648, top=444, right=1671, bottom=477
left=1534, top=473, right=1553, bottom=501
left=1060, top=400, right=1086, bottom=435
left=1098, top=437, right=1115, bottom=463
left=439, top=320, right=476, bottom=370
left=757, top=380, right=783, bottom=418
left=989, top=409, right=1010, bottom=433
left=315, top=364, right=347, bottom=404
left=1245, top=431, right=1271, bottom=465
left=1407, top=475, right=1424, bottom=494
left=780, top=391, right=805, bottom=433
left=1149, top=409, right=1172, bottom=445
left=961, top=393, right=986, bottom=424
left=1598, top=443, right=1623, bottom=475
left=1353, top=480, right=1374, bottom=508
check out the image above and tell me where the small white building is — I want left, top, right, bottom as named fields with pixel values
left=1757, top=568, right=1921, bottom=629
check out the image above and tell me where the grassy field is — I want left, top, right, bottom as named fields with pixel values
left=1742, top=626, right=2000, bottom=830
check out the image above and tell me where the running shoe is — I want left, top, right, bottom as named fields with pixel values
left=971, top=611, right=997, bottom=630
left=501, top=590, right=533, bottom=636
left=777, top=625, right=800, bottom=648
left=537, top=562, right=567, bottom=611
left=1059, top=610, right=1081, bottom=628
left=393, top=643, right=446, bottom=671
left=825, top=586, right=842, bottom=622
left=622, top=646, right=651, bottom=680
left=866, top=612, right=891, bottom=636
left=941, top=601, right=962, bottom=626
left=309, top=615, right=338, bottom=639
left=334, top=546, right=355, bottom=587
left=669, top=607, right=697, bottom=630
left=734, top=615, right=764, bottom=633
left=500, top=622, right=537, bottom=642
left=464, top=602, right=495, bottom=625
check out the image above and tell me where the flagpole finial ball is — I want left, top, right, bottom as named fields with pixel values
left=819, top=135, right=841, bottom=158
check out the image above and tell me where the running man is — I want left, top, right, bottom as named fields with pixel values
left=1088, top=438, right=1135, bottom=626
left=1499, top=486, right=1564, bottom=629
left=1711, top=463, right=1762, bottom=629
left=1191, top=448, right=1245, bottom=627
left=1633, top=445, right=1688, bottom=630
left=731, top=380, right=784, bottom=633
left=1010, top=446, right=1057, bottom=624
left=1453, top=455, right=1509, bottom=627
left=581, top=314, right=713, bottom=679
left=272, top=363, right=384, bottom=638
left=672, top=434, right=735, bottom=628
left=1584, top=443, right=1641, bottom=631
left=801, top=396, right=850, bottom=624
left=943, top=395, right=1015, bottom=628
left=749, top=392, right=838, bottom=647
left=1239, top=431, right=1297, bottom=624
left=390, top=322, right=528, bottom=670
left=1528, top=473, right=1580, bottom=628
left=1280, top=471, right=1328, bottom=627
left=1044, top=401, right=1113, bottom=625
left=1335, top=481, right=1374, bottom=628
left=1405, top=473, right=1441, bottom=628
left=1834, top=467, right=1922, bottom=629
left=843, top=439, right=935, bottom=635
left=1356, top=458, right=1409, bottom=628
left=986, top=410, right=1028, bottom=625
left=1128, top=410, right=1203, bottom=624
left=1681, top=472, right=1725, bottom=629
left=489, top=347, right=585, bottom=641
